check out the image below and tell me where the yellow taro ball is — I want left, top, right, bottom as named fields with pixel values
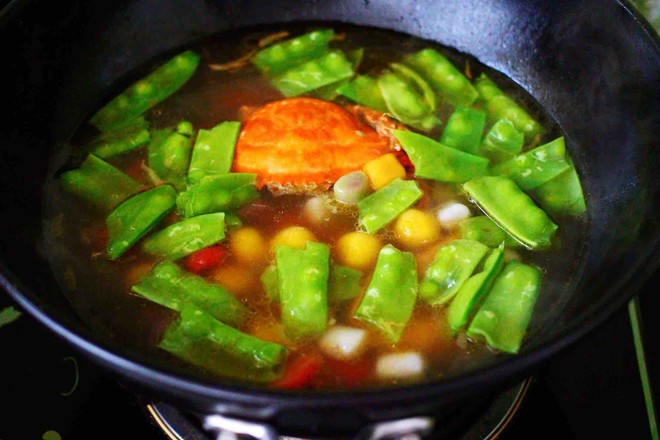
left=229, top=227, right=266, bottom=264
left=394, top=209, right=440, bottom=249
left=363, top=153, right=406, bottom=190
left=336, top=232, right=382, bottom=271
left=270, top=226, right=317, bottom=252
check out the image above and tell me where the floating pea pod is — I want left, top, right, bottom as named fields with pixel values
left=276, top=242, right=330, bottom=340
left=419, top=239, right=489, bottom=306
left=458, top=216, right=522, bottom=248
left=378, top=71, right=440, bottom=131
left=463, top=176, right=558, bottom=249
left=531, top=161, right=586, bottom=217
left=467, top=260, right=541, bottom=353
left=60, top=154, right=143, bottom=212
left=440, top=107, right=486, bottom=154
left=354, top=245, right=418, bottom=343
left=91, top=50, right=200, bottom=131
left=475, top=74, right=542, bottom=140
left=251, top=29, right=335, bottom=74
left=176, top=173, right=259, bottom=218
left=141, top=212, right=226, bottom=260
left=313, top=48, right=365, bottom=100
left=447, top=244, right=505, bottom=333
left=89, top=117, right=150, bottom=158
left=148, top=121, right=194, bottom=191
left=478, top=118, right=524, bottom=163
left=393, top=130, right=489, bottom=183
left=336, top=75, right=388, bottom=113
left=404, top=48, right=478, bottom=107
left=357, top=178, right=423, bottom=233
left=390, top=62, right=437, bottom=112
left=262, top=263, right=362, bottom=303
left=132, top=260, right=247, bottom=326
left=270, top=50, right=355, bottom=97
left=188, top=121, right=241, bottom=184
left=491, top=137, right=570, bottom=190
left=106, top=185, right=177, bottom=260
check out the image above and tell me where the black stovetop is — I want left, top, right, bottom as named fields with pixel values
left=1, top=272, right=657, bottom=440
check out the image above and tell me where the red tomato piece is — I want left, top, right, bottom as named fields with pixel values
left=272, top=353, right=324, bottom=389
left=183, top=245, right=227, bottom=274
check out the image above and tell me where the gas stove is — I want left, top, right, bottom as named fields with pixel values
left=1, top=271, right=657, bottom=440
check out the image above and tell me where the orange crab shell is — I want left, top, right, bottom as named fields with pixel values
left=233, top=98, right=391, bottom=190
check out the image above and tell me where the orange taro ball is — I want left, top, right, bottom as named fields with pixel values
left=234, top=98, right=390, bottom=189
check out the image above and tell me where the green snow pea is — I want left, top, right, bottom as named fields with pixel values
left=91, top=50, right=200, bottom=131
left=357, top=178, right=423, bottom=233
left=420, top=239, right=489, bottom=306
left=354, top=245, right=418, bottom=343
left=478, top=118, right=524, bottom=163
left=492, top=137, right=570, bottom=190
left=313, top=48, right=365, bottom=100
left=467, top=260, right=541, bottom=353
left=463, top=176, right=558, bottom=249
left=440, top=107, right=486, bottom=154
left=390, top=62, right=437, bottom=112
left=404, top=48, right=478, bottom=107
left=89, top=117, right=150, bottom=159
left=141, top=212, right=226, bottom=260
left=60, top=154, right=142, bottom=212
left=176, top=173, right=259, bottom=218
left=531, top=162, right=586, bottom=217
left=270, top=50, right=355, bottom=97
left=336, top=75, right=388, bottom=112
left=458, top=216, right=522, bottom=248
left=252, top=29, right=335, bottom=74
left=188, top=121, right=241, bottom=184
left=106, top=185, right=176, bottom=260
left=276, top=242, right=330, bottom=340
left=475, top=74, right=542, bottom=140
left=262, top=263, right=362, bottom=303
left=447, top=244, right=505, bottom=333
left=378, top=71, right=440, bottom=132
left=132, top=260, right=247, bottom=326
left=393, top=130, right=489, bottom=183
left=148, top=121, right=194, bottom=191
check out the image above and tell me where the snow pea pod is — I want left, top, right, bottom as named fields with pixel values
left=531, top=162, right=586, bottom=217
left=176, top=173, right=259, bottom=218
left=390, top=62, right=437, bottom=112
left=252, top=29, right=335, bottom=74
left=458, top=216, right=522, bottom=248
left=132, top=260, right=247, bottom=326
left=276, top=242, right=330, bottom=340
left=106, top=185, right=177, bottom=260
left=491, top=137, right=570, bottom=190
left=447, top=244, right=505, bottom=333
left=463, top=176, right=558, bottom=249
left=404, top=48, right=478, bottom=107
left=90, top=50, right=200, bottom=131
left=60, top=154, right=142, bottom=212
left=313, top=48, right=365, bottom=100
left=440, top=107, right=486, bottom=154
left=419, top=239, right=489, bottom=306
left=336, top=75, right=388, bottom=112
left=467, top=260, right=541, bottom=353
left=475, top=74, right=542, bottom=140
left=270, top=50, right=355, bottom=97
left=89, top=117, right=150, bottom=159
left=478, top=118, right=524, bottom=163
left=378, top=71, right=440, bottom=132
left=393, top=130, right=489, bottom=183
left=354, top=245, right=418, bottom=343
left=262, top=263, right=362, bottom=303
left=357, top=178, right=423, bottom=233
left=188, top=121, right=240, bottom=185
left=141, top=212, right=226, bottom=260
left=148, top=121, right=194, bottom=191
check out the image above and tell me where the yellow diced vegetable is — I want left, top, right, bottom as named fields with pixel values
left=335, top=231, right=382, bottom=270
left=363, top=153, right=406, bottom=190
left=229, top=227, right=266, bottom=265
left=393, top=208, right=440, bottom=249
left=209, top=264, right=257, bottom=296
left=270, top=226, right=317, bottom=253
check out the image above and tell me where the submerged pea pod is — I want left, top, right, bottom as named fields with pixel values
left=404, top=48, right=478, bottom=107
left=440, top=107, right=486, bottom=154
left=91, top=50, right=200, bottom=131
left=187, top=121, right=241, bottom=184
left=357, top=178, right=423, bottom=233
left=89, top=117, right=150, bottom=159
left=106, top=185, right=177, bottom=260
left=478, top=118, right=524, bottom=163
left=270, top=50, right=355, bottom=97
left=378, top=71, right=440, bottom=131
left=467, top=260, right=541, bottom=353
left=336, top=75, right=388, bottom=113
left=393, top=130, right=489, bottom=183
left=491, top=137, right=570, bottom=190
left=276, top=242, right=330, bottom=340
left=419, top=239, right=489, bottom=306
left=141, top=212, right=226, bottom=260
left=176, top=173, right=259, bottom=218
left=531, top=161, right=586, bottom=216
left=132, top=260, right=247, bottom=326
left=251, top=29, right=335, bottom=74
left=463, top=176, right=558, bottom=249
left=148, top=121, right=194, bottom=191
left=354, top=245, right=418, bottom=343
left=60, top=154, right=143, bottom=212
left=458, top=216, right=522, bottom=248
left=313, top=48, right=365, bottom=100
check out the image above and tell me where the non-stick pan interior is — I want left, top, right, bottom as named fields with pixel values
left=1, top=0, right=658, bottom=420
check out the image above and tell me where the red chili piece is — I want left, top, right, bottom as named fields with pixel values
left=183, top=245, right=227, bottom=274
left=272, top=353, right=324, bottom=389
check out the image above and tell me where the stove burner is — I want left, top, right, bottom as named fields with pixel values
left=146, top=378, right=531, bottom=440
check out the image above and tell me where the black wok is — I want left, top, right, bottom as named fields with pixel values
left=0, top=0, right=658, bottom=437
